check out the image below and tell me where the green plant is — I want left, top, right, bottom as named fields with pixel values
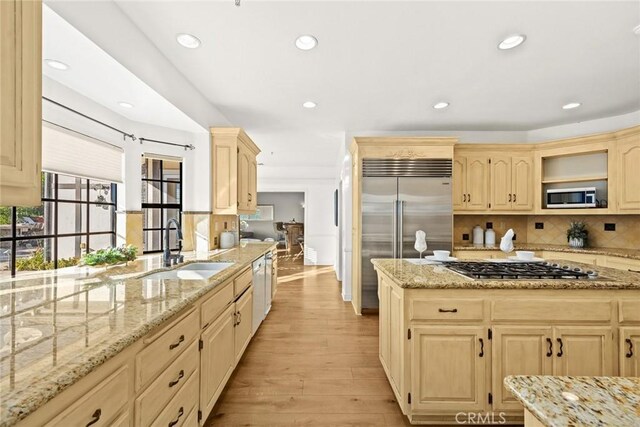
left=15, top=248, right=79, bottom=271
left=567, top=220, right=588, bottom=244
left=81, top=245, right=137, bottom=266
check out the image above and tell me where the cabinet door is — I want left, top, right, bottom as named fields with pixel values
left=492, top=327, right=553, bottom=411
left=378, top=276, right=390, bottom=372
left=0, top=0, right=41, bottom=207
left=388, top=284, right=403, bottom=395
left=490, top=156, right=512, bottom=210
left=248, top=155, right=257, bottom=212
left=200, top=304, right=235, bottom=419
left=237, top=148, right=250, bottom=211
left=452, top=157, right=466, bottom=210
left=617, top=135, right=640, bottom=211
left=411, top=326, right=486, bottom=413
left=620, top=327, right=640, bottom=377
left=465, top=156, right=489, bottom=210
left=234, top=287, right=253, bottom=363
left=511, top=156, right=533, bottom=211
left=553, top=327, right=614, bottom=376
left=211, top=135, right=238, bottom=214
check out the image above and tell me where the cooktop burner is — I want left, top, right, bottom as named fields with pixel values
left=445, top=261, right=596, bottom=280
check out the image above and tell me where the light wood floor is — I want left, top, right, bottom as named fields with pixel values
left=207, top=253, right=410, bottom=426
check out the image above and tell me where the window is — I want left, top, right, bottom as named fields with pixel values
left=240, top=205, right=275, bottom=221
left=0, top=172, right=117, bottom=278
left=141, top=158, right=182, bottom=253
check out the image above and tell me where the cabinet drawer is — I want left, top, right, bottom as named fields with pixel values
left=604, top=256, right=640, bottom=271
left=135, top=339, right=199, bottom=426
left=46, top=366, right=129, bottom=427
left=154, top=370, right=199, bottom=427
left=136, top=309, right=199, bottom=390
left=410, top=298, right=484, bottom=321
left=492, top=299, right=612, bottom=322
left=201, top=280, right=233, bottom=328
left=234, top=267, right=252, bottom=297
left=619, top=300, right=640, bottom=323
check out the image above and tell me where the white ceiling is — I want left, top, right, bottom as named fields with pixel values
left=45, top=1, right=640, bottom=179
left=42, top=5, right=206, bottom=134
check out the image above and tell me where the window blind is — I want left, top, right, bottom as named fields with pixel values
left=42, top=121, right=124, bottom=183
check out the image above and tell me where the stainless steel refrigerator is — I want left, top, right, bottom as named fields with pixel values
left=360, top=159, right=453, bottom=309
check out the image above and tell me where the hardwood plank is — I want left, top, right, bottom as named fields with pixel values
left=302, top=379, right=394, bottom=397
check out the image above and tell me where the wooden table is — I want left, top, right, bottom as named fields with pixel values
left=283, top=223, right=303, bottom=254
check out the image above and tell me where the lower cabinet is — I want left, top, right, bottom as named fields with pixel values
left=199, top=305, right=236, bottom=419
left=410, top=326, right=487, bottom=413
left=234, top=288, right=253, bottom=364
left=553, top=326, right=614, bottom=376
left=620, top=327, right=640, bottom=376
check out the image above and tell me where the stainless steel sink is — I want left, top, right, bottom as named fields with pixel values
left=143, top=262, right=234, bottom=281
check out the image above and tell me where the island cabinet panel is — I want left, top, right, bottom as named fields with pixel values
left=490, top=299, right=612, bottom=323
left=234, top=287, right=254, bottom=364
left=410, top=298, right=484, bottom=322
left=619, top=300, right=640, bottom=323
left=200, top=305, right=235, bottom=420
left=553, top=326, right=614, bottom=376
left=378, top=276, right=391, bottom=374
left=45, top=365, right=129, bottom=427
left=410, top=326, right=487, bottom=413
left=389, top=285, right=403, bottom=393
left=620, top=328, right=640, bottom=376
left=491, top=327, right=553, bottom=412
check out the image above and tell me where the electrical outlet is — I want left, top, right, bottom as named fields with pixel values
left=224, top=221, right=228, bottom=230
left=535, top=222, right=544, bottom=229
left=214, top=237, right=218, bottom=246
left=462, top=233, right=470, bottom=241
left=604, top=223, right=616, bottom=231
left=513, top=233, right=517, bottom=241
left=486, top=222, right=493, bottom=230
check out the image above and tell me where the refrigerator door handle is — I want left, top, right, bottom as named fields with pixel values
left=398, top=200, right=404, bottom=259
left=392, top=201, right=398, bottom=258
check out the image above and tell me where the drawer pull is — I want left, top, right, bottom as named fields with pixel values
left=168, top=407, right=184, bottom=427
left=86, top=409, right=102, bottom=427
left=169, top=369, right=185, bottom=388
left=478, top=338, right=484, bottom=357
left=546, top=338, right=553, bottom=357
left=556, top=338, right=563, bottom=357
left=438, top=308, right=458, bottom=313
left=169, top=335, right=185, bottom=350
left=508, top=193, right=512, bottom=202
left=626, top=338, right=634, bottom=358
left=629, top=269, right=640, bottom=274
left=237, top=312, right=242, bottom=325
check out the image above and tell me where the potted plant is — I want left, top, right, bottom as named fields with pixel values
left=566, top=220, right=588, bottom=248
left=81, top=245, right=137, bottom=267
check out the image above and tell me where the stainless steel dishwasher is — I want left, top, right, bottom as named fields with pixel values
left=265, top=252, right=273, bottom=315
left=252, top=255, right=266, bottom=334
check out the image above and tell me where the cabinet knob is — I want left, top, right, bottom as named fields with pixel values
left=467, top=193, right=471, bottom=202
left=513, top=193, right=517, bottom=203
left=169, top=334, right=185, bottom=350
left=86, top=409, right=102, bottom=427
left=438, top=308, right=458, bottom=313
left=168, top=369, right=185, bottom=388
left=168, top=407, right=184, bottom=427
left=508, top=193, right=512, bottom=202
left=546, top=338, right=553, bottom=357
left=478, top=338, right=484, bottom=357
left=626, top=338, right=634, bottom=358
left=556, top=338, right=564, bottom=357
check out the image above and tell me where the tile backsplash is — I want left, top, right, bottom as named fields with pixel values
left=455, top=215, right=640, bottom=250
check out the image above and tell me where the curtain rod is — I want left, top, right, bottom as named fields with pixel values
left=42, top=96, right=196, bottom=151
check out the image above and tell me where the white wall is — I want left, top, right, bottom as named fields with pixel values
left=248, top=192, right=304, bottom=240
left=258, top=179, right=337, bottom=266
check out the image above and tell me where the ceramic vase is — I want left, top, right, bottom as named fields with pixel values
left=568, top=237, right=584, bottom=248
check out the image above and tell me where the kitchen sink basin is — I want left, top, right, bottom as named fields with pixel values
left=142, top=262, right=234, bottom=281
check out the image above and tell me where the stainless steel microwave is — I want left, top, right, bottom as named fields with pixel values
left=546, top=187, right=596, bottom=208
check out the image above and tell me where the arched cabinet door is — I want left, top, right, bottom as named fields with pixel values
left=617, top=134, right=640, bottom=211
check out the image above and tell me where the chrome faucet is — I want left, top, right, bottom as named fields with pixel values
left=164, top=218, right=184, bottom=267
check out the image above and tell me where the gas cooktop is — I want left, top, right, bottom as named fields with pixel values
left=445, top=261, right=598, bottom=280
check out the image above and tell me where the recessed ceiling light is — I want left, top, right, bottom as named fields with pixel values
left=295, top=35, right=318, bottom=51
left=45, top=59, right=69, bottom=71
left=562, top=102, right=581, bottom=110
left=633, top=24, right=640, bottom=35
left=118, top=101, right=134, bottom=108
left=498, top=34, right=526, bottom=50
left=176, top=33, right=201, bottom=49
left=433, top=102, right=449, bottom=109
left=303, top=101, right=317, bottom=109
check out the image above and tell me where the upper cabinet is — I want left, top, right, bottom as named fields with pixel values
left=489, top=154, right=534, bottom=211
left=0, top=0, right=42, bottom=207
left=210, top=128, right=260, bottom=215
left=615, top=128, right=640, bottom=211
left=453, top=154, right=489, bottom=211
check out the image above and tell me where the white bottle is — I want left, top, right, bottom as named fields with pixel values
left=485, top=228, right=496, bottom=246
left=472, top=225, right=484, bottom=245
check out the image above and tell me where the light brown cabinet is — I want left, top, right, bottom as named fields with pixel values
left=553, top=326, right=614, bottom=376
left=410, top=326, right=487, bottom=413
left=234, top=287, right=253, bottom=364
left=0, top=0, right=42, bottom=207
left=210, top=128, right=260, bottom=215
left=620, top=327, right=640, bottom=377
left=489, top=155, right=534, bottom=211
left=616, top=132, right=640, bottom=211
left=453, top=155, right=489, bottom=211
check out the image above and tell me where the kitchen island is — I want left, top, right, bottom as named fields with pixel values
left=504, top=375, right=640, bottom=427
left=0, top=242, right=276, bottom=426
left=371, top=258, right=640, bottom=425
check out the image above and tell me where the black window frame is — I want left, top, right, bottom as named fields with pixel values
left=0, top=172, right=117, bottom=278
left=141, top=159, right=182, bottom=253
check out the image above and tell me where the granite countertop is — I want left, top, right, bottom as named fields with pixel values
left=0, top=242, right=275, bottom=427
left=453, top=243, right=640, bottom=261
left=504, top=375, right=640, bottom=427
left=370, top=259, right=640, bottom=290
